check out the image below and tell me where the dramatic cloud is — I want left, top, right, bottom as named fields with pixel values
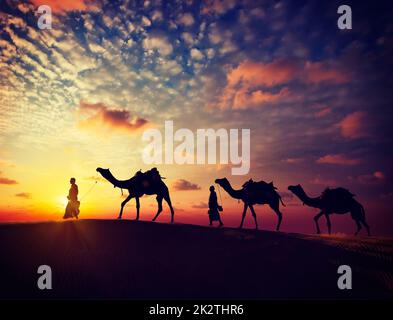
left=282, top=158, right=304, bottom=164
left=232, top=87, right=290, bottom=109
left=216, top=60, right=297, bottom=109
left=17, top=3, right=31, bottom=13
left=141, top=16, right=152, bottom=27
left=143, top=35, right=173, bottom=56
left=77, top=101, right=148, bottom=134
left=353, top=171, right=385, bottom=185
left=316, top=154, right=361, bottom=166
left=190, top=48, right=204, bottom=61
left=208, top=27, right=223, bottom=44
left=0, top=171, right=18, bottom=185
left=192, top=202, right=209, bottom=209
left=151, top=10, right=163, bottom=22
left=177, top=13, right=195, bottom=26
left=173, top=179, right=201, bottom=191
left=181, top=32, right=195, bottom=45
left=227, top=60, right=299, bottom=88
left=336, top=111, right=371, bottom=139
left=202, top=0, right=237, bottom=15
left=0, top=160, right=16, bottom=168
left=314, top=107, right=332, bottom=118
left=0, top=178, right=18, bottom=185
left=215, top=59, right=348, bottom=109
left=311, top=176, right=339, bottom=186
left=304, top=62, right=349, bottom=84
left=15, top=192, right=32, bottom=199
left=30, top=0, right=99, bottom=14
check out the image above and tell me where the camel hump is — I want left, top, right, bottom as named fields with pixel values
left=322, top=187, right=355, bottom=200
left=242, top=179, right=254, bottom=188
left=257, top=180, right=277, bottom=190
left=268, top=181, right=278, bottom=190
left=130, top=168, right=163, bottom=185
left=134, top=169, right=143, bottom=177
left=243, top=179, right=278, bottom=192
left=139, top=167, right=163, bottom=181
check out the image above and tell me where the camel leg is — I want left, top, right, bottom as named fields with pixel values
left=119, top=194, right=133, bottom=219
left=135, top=196, right=140, bottom=221
left=249, top=205, right=258, bottom=230
left=361, top=220, right=371, bottom=236
left=275, top=210, right=283, bottom=231
left=354, top=219, right=362, bottom=236
left=164, top=193, right=175, bottom=223
left=352, top=205, right=370, bottom=236
left=314, top=211, right=324, bottom=234
left=269, top=200, right=283, bottom=231
left=239, top=202, right=248, bottom=229
left=359, top=206, right=371, bottom=236
left=152, top=195, right=163, bottom=222
left=325, top=213, right=332, bottom=235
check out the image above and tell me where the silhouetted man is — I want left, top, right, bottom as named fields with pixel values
left=63, top=177, right=80, bottom=219
left=208, top=185, right=223, bottom=227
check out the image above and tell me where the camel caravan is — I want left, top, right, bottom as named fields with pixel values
left=95, top=167, right=371, bottom=236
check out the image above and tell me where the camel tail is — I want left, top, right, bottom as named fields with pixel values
left=360, top=203, right=366, bottom=219
left=279, top=194, right=286, bottom=207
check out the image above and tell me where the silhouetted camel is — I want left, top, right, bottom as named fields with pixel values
left=96, top=167, right=174, bottom=223
left=288, top=184, right=370, bottom=235
left=215, top=178, right=285, bottom=230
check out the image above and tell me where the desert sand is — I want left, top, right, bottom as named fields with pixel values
left=0, top=219, right=392, bottom=299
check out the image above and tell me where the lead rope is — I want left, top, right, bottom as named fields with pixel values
left=79, top=176, right=99, bottom=201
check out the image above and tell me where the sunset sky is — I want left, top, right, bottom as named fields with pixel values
left=1, top=0, right=392, bottom=235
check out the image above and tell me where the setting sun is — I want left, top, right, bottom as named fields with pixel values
left=58, top=196, right=68, bottom=209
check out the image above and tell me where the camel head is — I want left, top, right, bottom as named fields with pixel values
left=96, top=167, right=109, bottom=174
left=96, top=167, right=113, bottom=181
left=288, top=184, right=305, bottom=196
left=215, top=178, right=229, bottom=187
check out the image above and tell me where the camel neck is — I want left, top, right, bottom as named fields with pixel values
left=295, top=188, right=322, bottom=208
left=101, top=170, right=131, bottom=189
left=219, top=181, right=243, bottom=199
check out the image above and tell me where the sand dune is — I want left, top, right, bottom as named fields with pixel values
left=0, top=219, right=392, bottom=299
